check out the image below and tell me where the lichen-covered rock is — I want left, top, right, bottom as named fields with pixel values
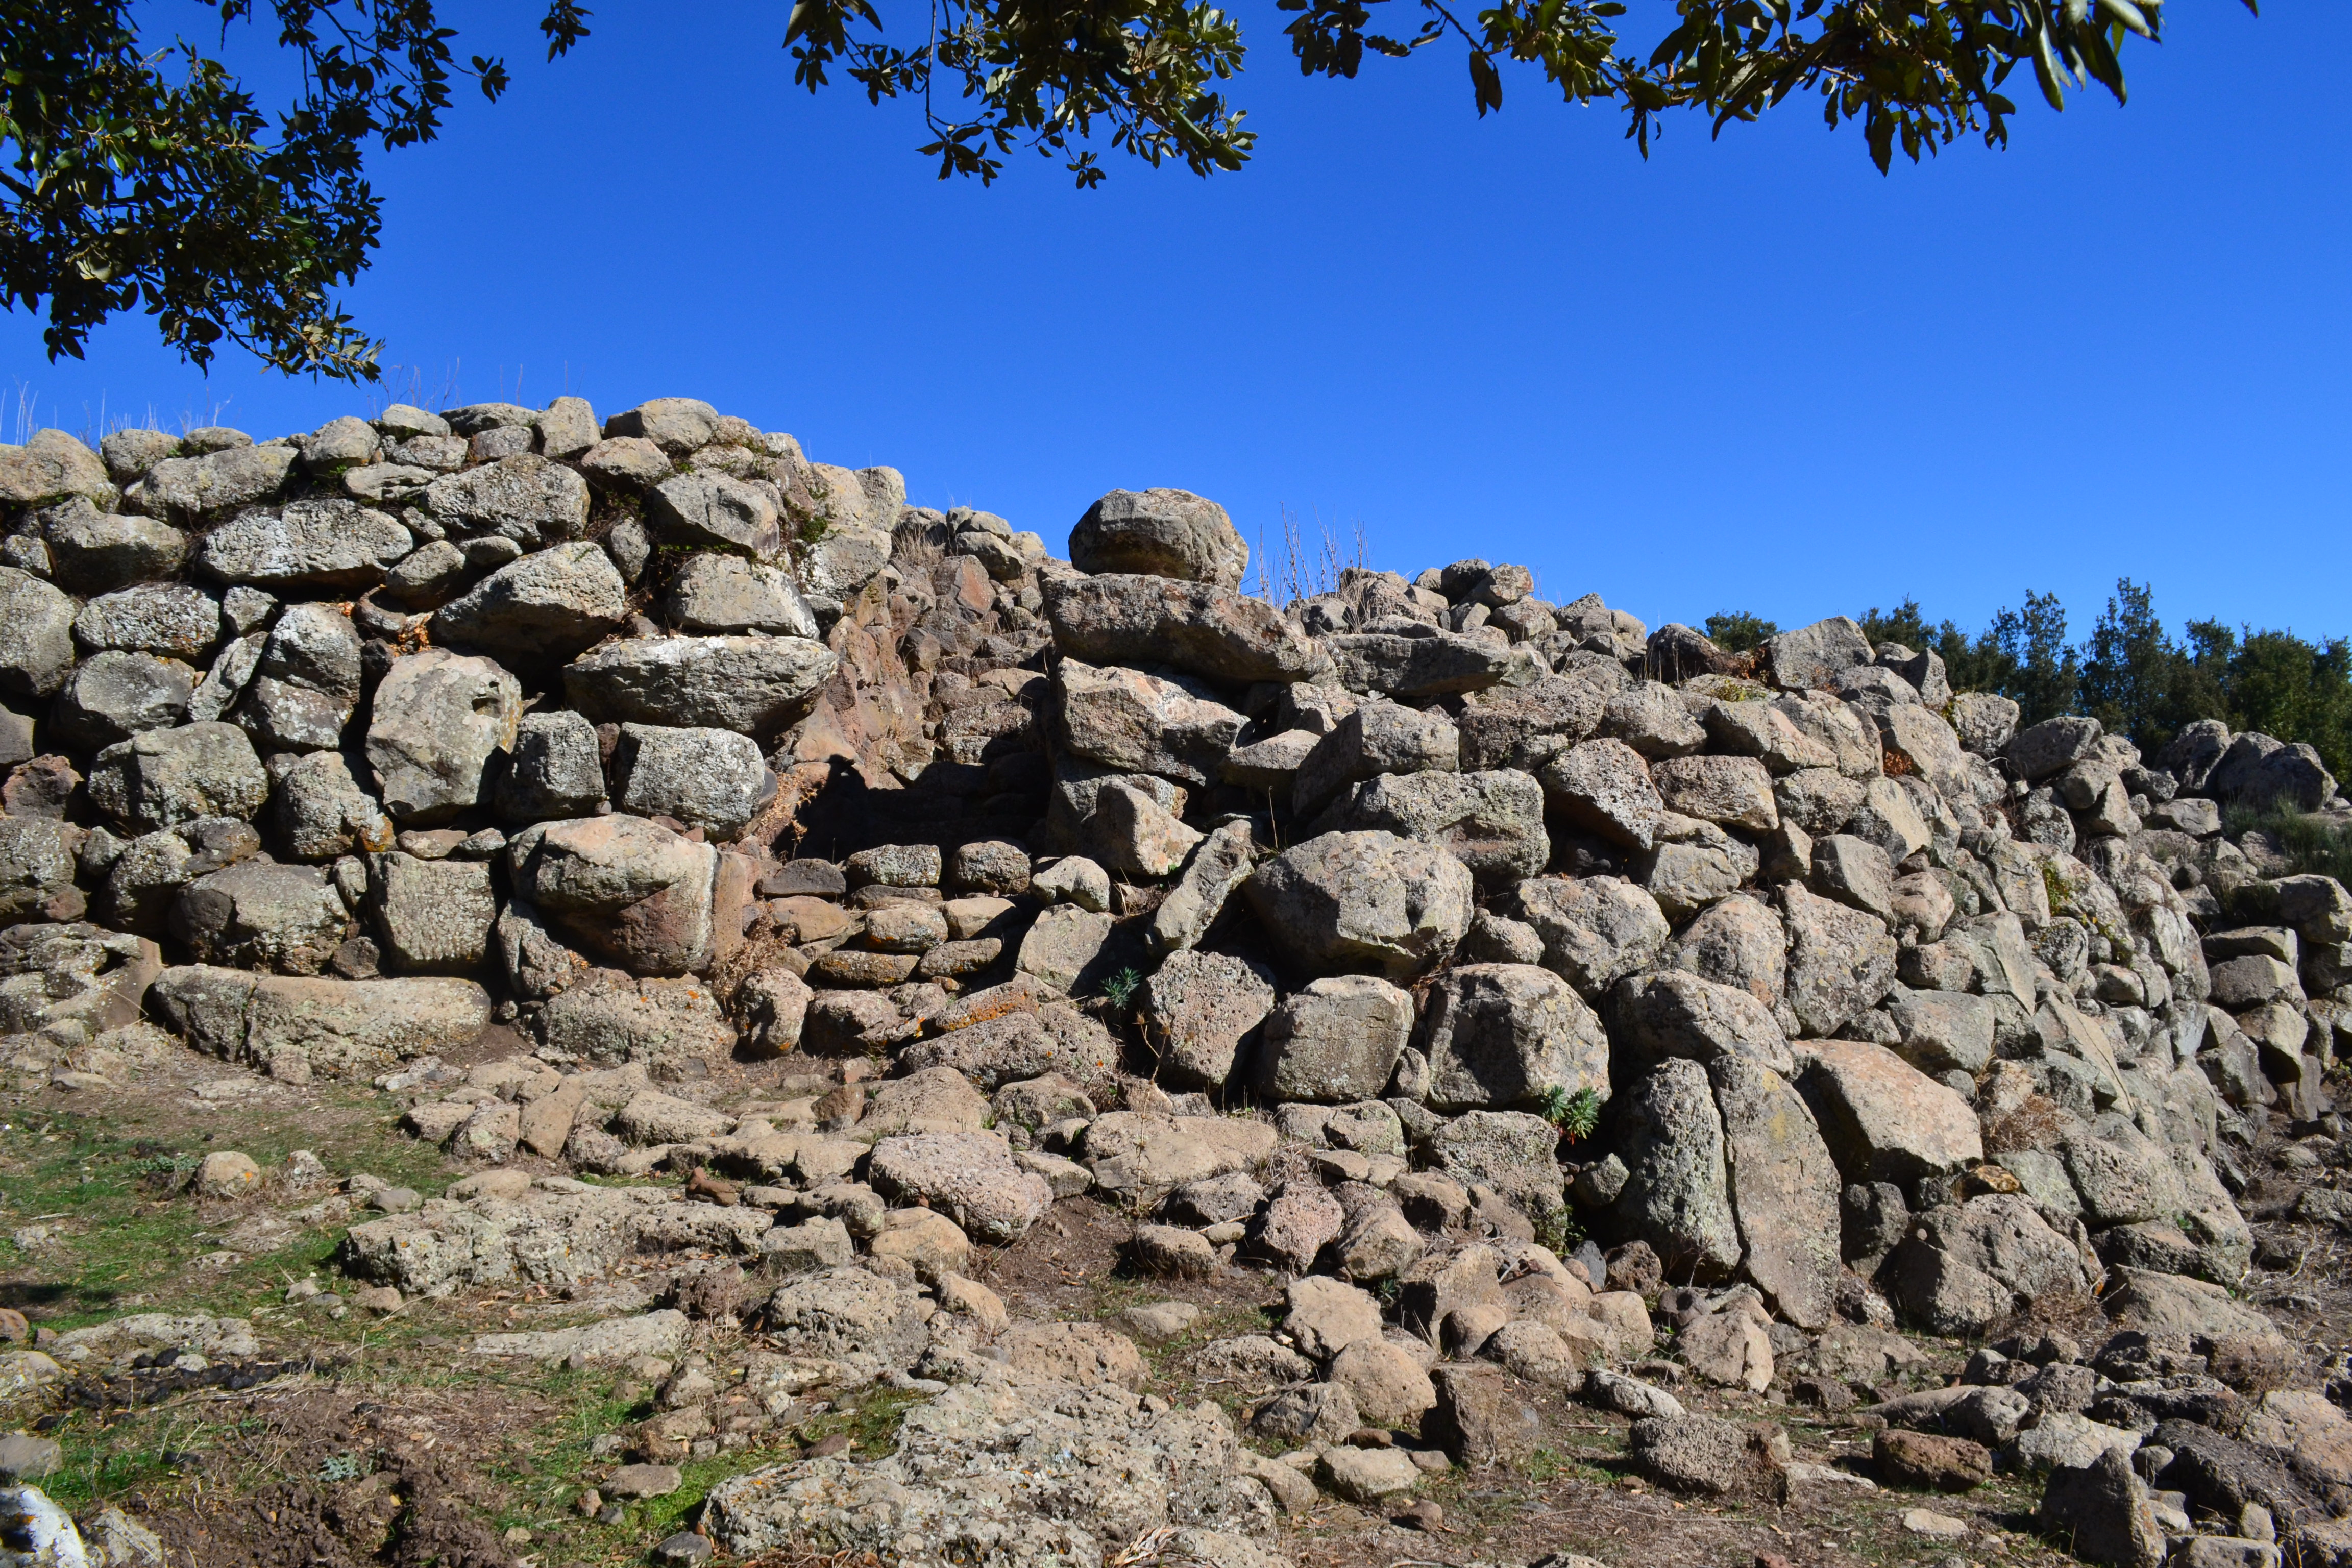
left=564, top=634, right=836, bottom=737
left=1140, top=949, right=1278, bottom=1089
left=1420, top=962, right=1608, bottom=1113
left=365, top=649, right=522, bottom=825
left=1043, top=573, right=1325, bottom=683
left=194, top=499, right=409, bottom=589
left=1243, top=830, right=1473, bottom=981
left=868, top=1132, right=1054, bottom=1241
left=0, top=568, right=77, bottom=699
left=508, top=816, right=718, bottom=976
left=1068, top=487, right=1246, bottom=587
left=430, top=541, right=629, bottom=661
left=149, top=964, right=489, bottom=1079
left=1257, top=974, right=1414, bottom=1103
left=86, top=723, right=268, bottom=832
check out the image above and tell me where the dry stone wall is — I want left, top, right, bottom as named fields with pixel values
left=6, top=397, right=2352, bottom=1564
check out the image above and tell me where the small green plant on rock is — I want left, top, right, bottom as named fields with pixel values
left=1097, top=967, right=1143, bottom=1009
left=1539, top=1084, right=1601, bottom=1142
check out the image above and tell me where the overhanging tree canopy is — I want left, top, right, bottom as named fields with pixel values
left=2, top=0, right=2241, bottom=382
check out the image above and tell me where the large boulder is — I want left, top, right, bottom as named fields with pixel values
left=364, top=649, right=523, bottom=825
left=1760, top=616, right=1873, bottom=692
left=1292, top=699, right=1458, bottom=818
left=1712, top=1054, right=1841, bottom=1329
left=1541, top=738, right=1665, bottom=850
left=368, top=852, right=498, bottom=973
left=0, top=568, right=77, bottom=698
left=536, top=969, right=735, bottom=1070
left=1800, top=1039, right=1982, bottom=1185
left=37, top=495, right=177, bottom=591
left=0, top=817, right=84, bottom=926
left=148, top=964, right=489, bottom=1080
left=50, top=651, right=195, bottom=749
left=169, top=861, right=349, bottom=975
left=1310, top=768, right=1548, bottom=890
left=418, top=454, right=589, bottom=546
left=610, top=724, right=772, bottom=839
left=1612, top=1058, right=1739, bottom=1283
left=72, top=581, right=220, bottom=660
left=1053, top=657, right=1245, bottom=787
left=235, top=602, right=361, bottom=752
left=1781, top=883, right=1898, bottom=1038
left=645, top=471, right=781, bottom=558
left=1068, top=487, right=1245, bottom=587
left=495, top=709, right=610, bottom=822
left=1081, top=1111, right=1278, bottom=1206
left=1884, top=1195, right=2099, bottom=1335
left=192, top=499, right=410, bottom=589
left=867, top=1132, right=1054, bottom=1242
left=1419, top=963, right=1609, bottom=1113
left=564, top=634, right=837, bottom=738
left=665, top=554, right=818, bottom=637
left=1140, top=949, right=1278, bottom=1089
left=1243, top=830, right=1474, bottom=980
left=86, top=723, right=268, bottom=832
left=430, top=542, right=630, bottom=661
left=1611, top=970, right=1793, bottom=1075
left=1325, top=626, right=1513, bottom=698
left=1515, top=875, right=1670, bottom=998
left=142, top=443, right=299, bottom=516
left=0, top=429, right=112, bottom=506
left=1257, top=975, right=1415, bottom=1103
left=1043, top=573, right=1325, bottom=683
left=507, top=815, right=719, bottom=977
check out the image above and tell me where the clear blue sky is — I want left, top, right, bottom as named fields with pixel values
left=7, top=4, right=2345, bottom=646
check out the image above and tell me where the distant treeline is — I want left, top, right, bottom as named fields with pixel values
left=1703, top=580, right=2352, bottom=783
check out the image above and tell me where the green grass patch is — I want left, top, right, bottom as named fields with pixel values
left=2224, top=801, right=2352, bottom=884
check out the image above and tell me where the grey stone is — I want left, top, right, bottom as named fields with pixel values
left=419, top=454, right=589, bottom=547
left=564, top=634, right=837, bottom=738
left=1292, top=699, right=1459, bottom=818
left=666, top=554, right=818, bottom=636
left=1601, top=681, right=1708, bottom=758
left=1782, top=882, right=1898, bottom=1038
left=1014, top=904, right=1115, bottom=993
left=1541, top=739, right=1665, bottom=850
left=1312, top=768, right=1549, bottom=891
left=1258, top=974, right=1416, bottom=1102
left=1082, top=779, right=1200, bottom=879
left=1664, top=894, right=1785, bottom=1011
left=1426, top=1110, right=1568, bottom=1231
left=235, top=602, right=360, bottom=751
left=1069, top=487, right=1245, bottom=587
left=1421, top=962, right=1609, bottom=1113
left=142, top=443, right=299, bottom=516
left=1713, top=1052, right=1841, bottom=1329
left=495, top=709, right=609, bottom=822
left=0, top=568, right=77, bottom=698
left=364, top=650, right=522, bottom=825
left=1773, top=768, right=1868, bottom=835
left=1652, top=754, right=1778, bottom=831
left=87, top=723, right=268, bottom=831
left=72, top=581, right=220, bottom=662
left=0, top=428, right=111, bottom=507
left=0, top=816, right=84, bottom=926
left=100, top=427, right=183, bottom=479
left=868, top=1132, right=1054, bottom=1242
left=1052, top=657, right=1244, bottom=787
left=1612, top=970, right=1794, bottom=1075
left=1629, top=1412, right=1783, bottom=1496
left=1801, top=1039, right=1982, bottom=1186
left=267, top=750, right=394, bottom=862
left=43, top=508, right=186, bottom=594
left=605, top=398, right=718, bottom=453
left=171, top=861, right=350, bottom=975
left=369, top=851, right=497, bottom=973
left=1043, top=573, right=1325, bottom=683
left=50, top=651, right=193, bottom=748
left=1613, top=1058, right=1739, bottom=1281
left=2009, top=716, right=2105, bottom=783
left=1455, top=674, right=1606, bottom=771
left=1326, top=627, right=1512, bottom=697
left=2039, top=1444, right=2164, bottom=1568
left=1147, top=818, right=1254, bottom=954
left=1243, top=830, right=1474, bottom=980
left=1762, top=617, right=1874, bottom=692
left=612, top=724, right=772, bottom=839
left=1888, top=989, right=1996, bottom=1075
left=194, top=499, right=410, bottom=589
left=431, top=541, right=630, bottom=661
left=1141, top=949, right=1276, bottom=1088
left=796, top=528, right=892, bottom=620
left=1949, top=692, right=2021, bottom=755
left=1516, top=875, right=1670, bottom=998
left=647, top=472, right=782, bottom=559
left=507, top=814, right=719, bottom=977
